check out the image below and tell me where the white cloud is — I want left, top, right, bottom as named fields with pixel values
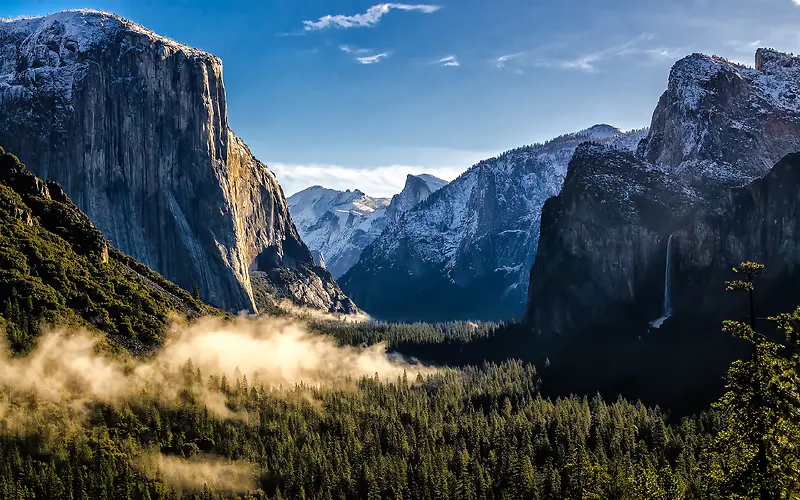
left=555, top=34, right=654, bottom=72
left=270, top=163, right=464, bottom=198
left=723, top=39, right=763, bottom=61
left=496, top=52, right=524, bottom=68
left=435, top=55, right=459, bottom=67
left=339, top=45, right=391, bottom=64
left=644, top=47, right=683, bottom=61
left=357, top=52, right=391, bottom=64
left=303, top=3, right=441, bottom=31
left=521, top=34, right=678, bottom=73
left=340, top=45, right=371, bottom=55
left=556, top=53, right=604, bottom=72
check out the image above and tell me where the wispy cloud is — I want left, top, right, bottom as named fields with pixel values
left=644, top=47, right=683, bottom=60
left=357, top=52, right=391, bottom=64
left=724, top=39, right=762, bottom=54
left=506, top=34, right=678, bottom=73
left=721, top=39, right=762, bottom=66
left=303, top=3, right=441, bottom=31
left=338, top=45, right=391, bottom=65
left=434, top=55, right=459, bottom=67
left=496, top=52, right=524, bottom=68
left=550, top=34, right=655, bottom=72
left=340, top=45, right=372, bottom=55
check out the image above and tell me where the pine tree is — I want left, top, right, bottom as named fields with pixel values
left=712, top=262, right=800, bottom=499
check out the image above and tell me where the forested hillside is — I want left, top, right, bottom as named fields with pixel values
left=0, top=148, right=214, bottom=353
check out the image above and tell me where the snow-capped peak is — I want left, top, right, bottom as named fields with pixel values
left=288, top=174, right=450, bottom=279
left=643, top=47, right=800, bottom=189
left=756, top=48, right=800, bottom=73
left=339, top=126, right=649, bottom=320
left=414, top=174, right=448, bottom=193
left=1, top=9, right=215, bottom=60
left=576, top=124, right=625, bottom=141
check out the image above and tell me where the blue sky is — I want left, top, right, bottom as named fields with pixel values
left=5, top=0, right=800, bottom=196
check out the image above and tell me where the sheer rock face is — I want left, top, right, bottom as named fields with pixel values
left=0, top=10, right=355, bottom=314
left=340, top=126, right=647, bottom=322
left=525, top=145, right=696, bottom=335
left=671, top=153, right=800, bottom=316
left=384, top=174, right=447, bottom=222
left=525, top=49, right=800, bottom=336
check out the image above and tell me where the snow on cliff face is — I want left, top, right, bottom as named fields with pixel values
left=288, top=187, right=391, bottom=278
left=288, top=174, right=447, bottom=278
left=643, top=49, right=800, bottom=194
left=339, top=126, right=648, bottom=321
left=0, top=10, right=357, bottom=314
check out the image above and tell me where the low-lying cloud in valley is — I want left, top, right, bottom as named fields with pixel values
left=0, top=314, right=433, bottom=491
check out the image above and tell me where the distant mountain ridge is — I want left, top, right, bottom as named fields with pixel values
left=340, top=125, right=648, bottom=321
left=0, top=10, right=356, bottom=315
left=288, top=174, right=447, bottom=278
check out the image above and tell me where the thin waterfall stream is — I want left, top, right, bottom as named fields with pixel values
left=650, top=234, right=674, bottom=329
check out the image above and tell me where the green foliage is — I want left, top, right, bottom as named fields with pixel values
left=0, top=148, right=211, bottom=352
left=0, top=360, right=720, bottom=499
left=710, top=262, right=800, bottom=499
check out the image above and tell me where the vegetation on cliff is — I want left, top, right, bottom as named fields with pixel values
left=0, top=147, right=212, bottom=353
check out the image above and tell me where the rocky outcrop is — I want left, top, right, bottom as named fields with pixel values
left=641, top=49, right=800, bottom=195
left=525, top=144, right=696, bottom=335
left=340, top=126, right=647, bottom=322
left=525, top=49, right=800, bottom=336
left=385, top=174, right=447, bottom=222
left=0, top=10, right=356, bottom=314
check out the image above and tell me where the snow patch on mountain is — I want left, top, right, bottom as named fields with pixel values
left=0, top=10, right=214, bottom=103
left=288, top=174, right=447, bottom=278
left=377, top=125, right=648, bottom=267
left=415, top=174, right=448, bottom=193
left=644, top=48, right=800, bottom=194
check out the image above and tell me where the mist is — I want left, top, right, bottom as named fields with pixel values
left=275, top=298, right=372, bottom=324
left=138, top=452, right=258, bottom=493
left=0, top=314, right=435, bottom=491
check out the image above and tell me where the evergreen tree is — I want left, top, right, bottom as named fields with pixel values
left=712, top=262, right=800, bottom=499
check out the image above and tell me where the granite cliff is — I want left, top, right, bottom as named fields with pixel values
left=0, top=10, right=355, bottom=314
left=526, top=49, right=800, bottom=336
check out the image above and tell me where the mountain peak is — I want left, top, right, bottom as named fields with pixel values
left=405, top=173, right=448, bottom=194
left=577, top=124, right=624, bottom=141
left=1, top=9, right=216, bottom=61
left=755, top=47, right=800, bottom=73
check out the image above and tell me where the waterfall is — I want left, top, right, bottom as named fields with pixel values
left=663, top=234, right=673, bottom=317
left=650, top=234, right=674, bottom=329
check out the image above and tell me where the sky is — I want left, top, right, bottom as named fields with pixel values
left=4, top=0, right=800, bottom=196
